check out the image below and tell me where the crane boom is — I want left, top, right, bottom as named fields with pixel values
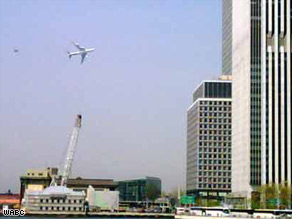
left=60, top=114, right=82, bottom=186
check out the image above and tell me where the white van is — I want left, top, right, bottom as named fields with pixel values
left=175, top=207, right=186, bottom=215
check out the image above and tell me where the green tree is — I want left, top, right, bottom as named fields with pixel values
left=195, top=197, right=202, bottom=206
left=251, top=191, right=261, bottom=209
left=279, top=183, right=292, bottom=209
left=256, top=183, right=292, bottom=209
left=207, top=200, right=220, bottom=207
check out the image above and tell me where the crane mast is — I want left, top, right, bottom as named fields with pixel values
left=60, top=114, right=82, bottom=187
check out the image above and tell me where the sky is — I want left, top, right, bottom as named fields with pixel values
left=0, top=0, right=222, bottom=193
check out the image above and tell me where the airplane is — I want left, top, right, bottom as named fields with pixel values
left=67, top=42, right=95, bottom=64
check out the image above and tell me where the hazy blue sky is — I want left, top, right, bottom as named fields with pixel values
left=0, top=0, right=221, bottom=193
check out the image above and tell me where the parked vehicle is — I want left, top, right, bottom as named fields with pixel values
left=188, top=207, right=230, bottom=217
left=175, top=207, right=186, bottom=215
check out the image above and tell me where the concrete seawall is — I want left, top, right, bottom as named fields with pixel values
left=175, top=215, right=255, bottom=219
left=26, top=211, right=175, bottom=218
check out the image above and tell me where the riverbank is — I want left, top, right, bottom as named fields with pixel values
left=175, top=216, right=249, bottom=219
left=25, top=212, right=175, bottom=218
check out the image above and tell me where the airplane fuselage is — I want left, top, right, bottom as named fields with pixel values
left=68, top=42, right=95, bottom=64
left=69, top=48, right=95, bottom=56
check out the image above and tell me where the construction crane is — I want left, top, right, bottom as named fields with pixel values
left=60, top=114, right=82, bottom=187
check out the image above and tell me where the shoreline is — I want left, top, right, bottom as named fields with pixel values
left=24, top=212, right=175, bottom=218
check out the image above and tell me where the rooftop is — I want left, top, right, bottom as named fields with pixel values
left=25, top=186, right=85, bottom=196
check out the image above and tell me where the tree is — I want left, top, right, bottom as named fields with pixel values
left=162, top=187, right=186, bottom=206
left=251, top=191, right=261, bottom=209
left=279, top=183, right=292, bottom=209
left=207, top=200, right=220, bottom=207
left=256, top=183, right=292, bottom=209
left=195, top=197, right=202, bottom=206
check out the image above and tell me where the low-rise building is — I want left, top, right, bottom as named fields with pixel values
left=23, top=186, right=85, bottom=213
left=118, top=177, right=161, bottom=206
left=65, top=177, right=117, bottom=193
left=20, top=168, right=58, bottom=202
left=20, top=168, right=117, bottom=202
left=87, top=186, right=119, bottom=211
left=0, top=191, right=20, bottom=209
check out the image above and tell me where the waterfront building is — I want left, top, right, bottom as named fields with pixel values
left=87, top=186, right=119, bottom=211
left=64, top=177, right=117, bottom=193
left=20, top=168, right=58, bottom=202
left=118, top=177, right=161, bottom=205
left=186, top=78, right=232, bottom=201
left=23, top=186, right=85, bottom=213
left=229, top=0, right=291, bottom=197
left=20, top=168, right=117, bottom=202
left=0, top=191, right=20, bottom=209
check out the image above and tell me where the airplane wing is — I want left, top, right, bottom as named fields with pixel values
left=73, top=42, right=85, bottom=51
left=81, top=53, right=87, bottom=64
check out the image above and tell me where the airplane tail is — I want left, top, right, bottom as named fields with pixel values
left=67, top=51, right=72, bottom=59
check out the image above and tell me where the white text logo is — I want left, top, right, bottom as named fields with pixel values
left=2, top=209, right=25, bottom=217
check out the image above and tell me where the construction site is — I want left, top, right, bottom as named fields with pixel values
left=21, top=115, right=120, bottom=214
left=18, top=114, right=165, bottom=216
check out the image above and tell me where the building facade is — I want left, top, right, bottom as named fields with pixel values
left=61, top=178, right=117, bottom=193
left=23, top=186, right=85, bottom=213
left=20, top=168, right=58, bottom=202
left=0, top=191, right=20, bottom=209
left=222, top=0, right=232, bottom=76
left=20, top=168, right=118, bottom=204
left=118, top=177, right=161, bottom=204
left=230, top=0, right=291, bottom=197
left=186, top=79, right=232, bottom=201
left=87, top=186, right=119, bottom=211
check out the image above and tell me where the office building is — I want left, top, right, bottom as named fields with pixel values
left=229, top=0, right=291, bottom=197
left=186, top=78, right=232, bottom=201
left=118, top=177, right=161, bottom=204
left=222, top=0, right=232, bottom=75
